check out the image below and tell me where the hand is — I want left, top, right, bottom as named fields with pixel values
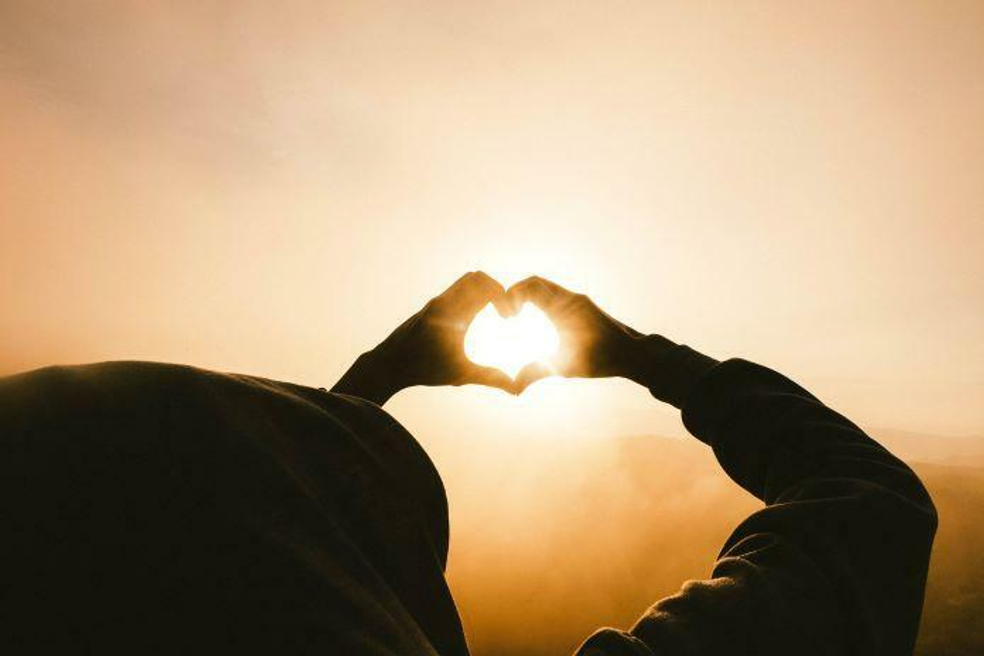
left=332, top=272, right=518, bottom=404
left=504, top=276, right=645, bottom=393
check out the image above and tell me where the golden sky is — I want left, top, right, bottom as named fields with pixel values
left=2, top=1, right=982, bottom=440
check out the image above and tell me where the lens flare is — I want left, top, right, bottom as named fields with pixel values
left=464, top=302, right=560, bottom=379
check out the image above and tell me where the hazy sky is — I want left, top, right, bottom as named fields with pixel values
left=2, top=1, right=982, bottom=440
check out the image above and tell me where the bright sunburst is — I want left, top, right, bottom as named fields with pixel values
left=464, top=302, right=560, bottom=379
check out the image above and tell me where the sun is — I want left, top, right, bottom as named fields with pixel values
left=464, top=302, right=560, bottom=379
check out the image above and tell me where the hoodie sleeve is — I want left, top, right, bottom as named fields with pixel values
left=576, top=343, right=937, bottom=656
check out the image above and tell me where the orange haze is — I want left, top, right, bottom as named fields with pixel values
left=2, top=3, right=983, bottom=653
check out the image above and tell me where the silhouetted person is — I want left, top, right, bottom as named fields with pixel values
left=0, top=272, right=936, bottom=655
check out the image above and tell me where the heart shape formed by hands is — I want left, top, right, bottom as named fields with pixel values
left=464, top=302, right=560, bottom=379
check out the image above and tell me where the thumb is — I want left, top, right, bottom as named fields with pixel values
left=514, top=361, right=554, bottom=395
left=463, top=363, right=519, bottom=395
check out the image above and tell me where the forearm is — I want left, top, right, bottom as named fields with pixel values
left=625, top=336, right=929, bottom=508
left=680, top=359, right=934, bottom=508
left=330, top=350, right=405, bottom=406
left=623, top=334, right=719, bottom=408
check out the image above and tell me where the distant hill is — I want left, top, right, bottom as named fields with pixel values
left=911, top=461, right=984, bottom=656
left=873, top=423, right=984, bottom=654
left=443, top=432, right=984, bottom=656
left=874, top=428, right=984, bottom=467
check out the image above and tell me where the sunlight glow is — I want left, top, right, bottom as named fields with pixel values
left=464, top=302, right=560, bottom=379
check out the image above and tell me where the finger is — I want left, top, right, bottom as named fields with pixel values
left=462, top=363, right=518, bottom=395
left=483, top=276, right=517, bottom=318
left=504, top=276, right=572, bottom=315
left=513, top=361, right=554, bottom=394
left=445, top=271, right=510, bottom=318
left=440, top=270, right=478, bottom=296
left=463, top=271, right=511, bottom=319
left=437, top=271, right=494, bottom=304
left=491, top=293, right=518, bottom=318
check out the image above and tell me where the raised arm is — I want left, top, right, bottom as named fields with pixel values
left=505, top=276, right=937, bottom=656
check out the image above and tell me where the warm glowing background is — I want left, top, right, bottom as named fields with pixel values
left=2, top=2, right=983, bottom=655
